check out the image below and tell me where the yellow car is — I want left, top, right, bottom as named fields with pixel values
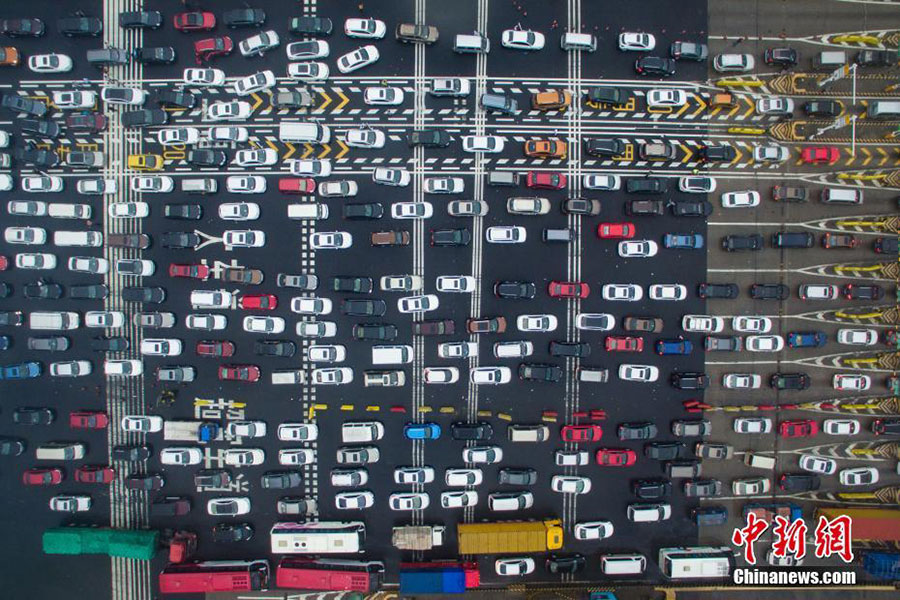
left=127, top=154, right=164, bottom=171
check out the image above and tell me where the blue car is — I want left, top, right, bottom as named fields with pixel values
left=656, top=337, right=694, bottom=355
left=663, top=233, right=704, bottom=249
left=0, top=361, right=42, bottom=380
left=403, top=422, right=442, bottom=440
left=787, top=332, right=826, bottom=348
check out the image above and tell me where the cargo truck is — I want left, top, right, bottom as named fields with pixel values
left=163, top=420, right=221, bottom=443
left=457, top=519, right=563, bottom=554
left=399, top=562, right=479, bottom=594
left=392, top=525, right=445, bottom=551
left=43, top=526, right=158, bottom=560
left=815, top=507, right=900, bottom=542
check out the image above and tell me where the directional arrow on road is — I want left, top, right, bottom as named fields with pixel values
left=250, top=92, right=264, bottom=112
left=678, top=142, right=694, bottom=163
left=334, top=90, right=350, bottom=111
left=266, top=139, right=280, bottom=154
left=334, top=140, right=349, bottom=160
left=690, top=94, right=707, bottom=118
left=316, top=90, right=332, bottom=112
left=318, top=144, right=331, bottom=159
left=283, top=142, right=296, bottom=160
left=861, top=147, right=872, bottom=166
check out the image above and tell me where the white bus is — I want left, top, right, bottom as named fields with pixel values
left=658, top=546, right=734, bottom=580
left=270, top=522, right=366, bottom=554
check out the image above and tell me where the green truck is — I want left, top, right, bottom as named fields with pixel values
left=43, top=527, right=158, bottom=560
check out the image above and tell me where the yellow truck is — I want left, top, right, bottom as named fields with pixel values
left=457, top=519, right=563, bottom=554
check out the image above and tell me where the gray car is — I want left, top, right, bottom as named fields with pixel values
left=684, top=479, right=722, bottom=497
left=261, top=471, right=303, bottom=490
left=135, top=312, right=176, bottom=328
left=156, top=366, right=196, bottom=383
left=277, top=273, right=317, bottom=290
left=498, top=468, right=538, bottom=486
left=27, top=336, right=70, bottom=352
left=671, top=420, right=711, bottom=437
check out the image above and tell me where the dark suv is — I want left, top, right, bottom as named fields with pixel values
left=586, top=86, right=630, bottom=105
left=498, top=468, right=538, bottom=485
left=451, top=422, right=493, bottom=440
left=625, top=177, right=665, bottom=194
left=697, top=283, right=739, bottom=299
left=408, top=129, right=451, bottom=148
left=699, top=144, right=736, bottom=162
left=584, top=138, right=626, bottom=158
left=625, top=199, right=665, bottom=216
left=431, top=229, right=471, bottom=246
left=671, top=372, right=709, bottom=390
left=722, top=234, right=764, bottom=252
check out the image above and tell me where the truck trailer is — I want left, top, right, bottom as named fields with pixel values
left=815, top=507, right=900, bottom=542
left=457, top=519, right=563, bottom=554
left=163, top=420, right=221, bottom=443
left=392, top=525, right=445, bottom=551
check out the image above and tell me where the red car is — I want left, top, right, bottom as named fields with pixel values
left=278, top=178, right=316, bottom=194
left=238, top=294, right=277, bottom=310
left=75, top=465, right=115, bottom=484
left=196, top=340, right=235, bottom=357
left=595, top=448, right=637, bottom=467
left=69, top=410, right=109, bottom=429
left=218, top=364, right=261, bottom=383
left=800, top=146, right=839, bottom=164
left=779, top=419, right=818, bottom=438
left=169, top=263, right=210, bottom=280
left=526, top=171, right=567, bottom=190
left=548, top=281, right=590, bottom=299
left=0, top=255, right=9, bottom=270
left=194, top=36, right=234, bottom=64
left=605, top=336, right=644, bottom=352
left=23, top=468, right=63, bottom=486
left=561, top=424, right=603, bottom=442
left=597, top=222, right=636, bottom=239
left=174, top=12, right=216, bottom=32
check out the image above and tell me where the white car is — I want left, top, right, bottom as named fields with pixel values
left=424, top=177, right=465, bottom=194
left=243, top=316, right=285, bottom=334
left=22, top=176, right=64, bottom=193
left=363, top=86, right=404, bottom=105
left=423, top=367, right=460, bottom=384
left=224, top=448, right=266, bottom=467
left=345, top=128, right=385, bottom=149
left=105, top=360, right=143, bottom=376
left=86, top=311, right=125, bottom=328
left=618, top=364, right=659, bottom=383
left=219, top=202, right=260, bottom=221
left=207, top=497, right=251, bottom=516
left=389, top=492, right=429, bottom=511
left=319, top=180, right=358, bottom=197
left=226, top=421, right=267, bottom=438
left=583, top=174, right=621, bottom=190
left=833, top=373, right=871, bottom=391
left=344, top=18, right=386, bottom=39
left=647, top=89, right=687, bottom=108
left=297, top=321, right=337, bottom=338
left=462, top=135, right=506, bottom=153
left=393, top=467, right=435, bottom=484
left=49, top=495, right=91, bottom=513
left=649, top=284, right=687, bottom=301
left=445, top=468, right=483, bottom=486
left=131, top=176, right=174, bottom=193
left=310, top=232, right=352, bottom=249
left=337, top=45, right=380, bottom=73
left=158, top=127, right=200, bottom=146
left=570, top=314, right=613, bottom=332
left=49, top=360, right=92, bottom=377
left=290, top=159, right=332, bottom=178
left=837, top=329, right=878, bottom=346
left=756, top=96, right=795, bottom=115
left=190, top=290, right=233, bottom=309
left=746, top=335, right=785, bottom=353
left=448, top=200, right=488, bottom=216
left=183, top=68, right=225, bottom=86
left=555, top=450, right=589, bottom=466
left=733, top=478, right=771, bottom=496
left=380, top=275, right=423, bottom=292
left=372, top=167, right=411, bottom=187
left=108, top=202, right=149, bottom=219
left=438, top=341, right=478, bottom=359
left=185, top=314, right=227, bottom=331
left=839, top=467, right=879, bottom=487
left=493, top=341, right=533, bottom=358
left=398, top=294, right=439, bottom=313
left=431, top=78, right=471, bottom=97
left=823, top=419, right=860, bottom=436
left=732, top=316, right=772, bottom=333
left=239, top=30, right=280, bottom=57
left=224, top=230, right=266, bottom=248
left=441, top=491, right=479, bottom=508
left=7, top=200, right=47, bottom=216
left=723, top=374, right=762, bottom=389
left=160, top=447, right=203, bottom=466
left=140, top=338, right=182, bottom=356
left=312, top=367, right=354, bottom=385
left=486, top=226, right=526, bottom=244
left=551, top=475, right=592, bottom=495
left=799, top=455, right=837, bottom=475
left=15, top=253, right=56, bottom=270
left=721, top=191, right=760, bottom=208
left=733, top=417, right=773, bottom=434
left=436, top=275, right=475, bottom=293
left=277, top=423, right=318, bottom=441
left=714, top=53, right=755, bottom=72
left=52, top=91, right=97, bottom=109
left=335, top=491, right=375, bottom=510
left=507, top=197, right=550, bottom=215
left=206, top=101, right=253, bottom=121
left=279, top=449, right=316, bottom=466
left=618, top=240, right=658, bottom=258
left=496, top=558, right=535, bottom=576
left=4, top=226, right=46, bottom=245
left=470, top=367, right=512, bottom=385
left=234, top=149, right=278, bottom=168
left=754, top=145, right=789, bottom=163
left=501, top=29, right=545, bottom=50
left=679, top=176, right=717, bottom=193
left=226, top=176, right=266, bottom=194
left=28, top=53, right=73, bottom=73
left=101, top=87, right=147, bottom=105
left=121, top=415, right=162, bottom=432
left=76, top=179, right=116, bottom=195
left=517, top=314, right=558, bottom=332
left=618, top=32, right=656, bottom=51
left=286, top=40, right=329, bottom=60
left=462, top=446, right=503, bottom=464
left=574, top=521, right=614, bottom=541
left=209, top=126, right=249, bottom=142
left=287, top=61, right=330, bottom=81
left=69, top=256, right=109, bottom=274
left=307, top=344, right=346, bottom=363
left=391, top=202, right=434, bottom=220
left=682, top=315, right=725, bottom=333
left=602, top=284, right=643, bottom=302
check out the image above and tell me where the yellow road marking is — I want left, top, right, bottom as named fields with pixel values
left=340, top=404, right=354, bottom=411
left=690, top=94, right=707, bottom=118
left=283, top=142, right=296, bottom=159
left=316, top=90, right=332, bottom=112
left=335, top=90, right=350, bottom=111
left=366, top=405, right=380, bottom=412
left=302, top=143, right=314, bottom=159
left=334, top=139, right=349, bottom=160
left=318, top=143, right=331, bottom=159
left=249, top=92, right=263, bottom=112
left=678, top=142, right=694, bottom=163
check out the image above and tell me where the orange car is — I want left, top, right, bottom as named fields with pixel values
left=0, top=47, right=20, bottom=67
left=524, top=139, right=567, bottom=159
left=531, top=90, right=572, bottom=110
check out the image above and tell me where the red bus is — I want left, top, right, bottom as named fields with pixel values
left=276, top=558, right=384, bottom=592
left=159, top=559, right=270, bottom=594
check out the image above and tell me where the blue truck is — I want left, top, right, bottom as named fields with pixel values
left=399, top=565, right=474, bottom=594
left=863, top=552, right=900, bottom=580
left=0, top=361, right=42, bottom=380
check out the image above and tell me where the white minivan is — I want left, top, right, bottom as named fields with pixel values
left=341, top=421, right=385, bottom=443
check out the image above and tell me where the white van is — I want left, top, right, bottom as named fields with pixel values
left=53, top=231, right=103, bottom=247
left=30, top=311, right=79, bottom=330
left=48, top=203, right=92, bottom=219
left=600, top=553, right=647, bottom=575
left=488, top=492, right=534, bottom=511
left=190, top=290, right=233, bottom=309
left=744, top=453, right=776, bottom=470
left=868, top=100, right=900, bottom=119
left=341, top=421, right=385, bottom=443
left=508, top=424, right=550, bottom=442
left=821, top=187, right=863, bottom=204
left=364, top=370, right=406, bottom=387
left=579, top=367, right=609, bottom=383
left=372, top=345, right=413, bottom=365
left=627, top=503, right=672, bottom=522
left=278, top=122, right=331, bottom=144
left=287, top=203, right=329, bottom=220
left=812, top=50, right=846, bottom=70
left=560, top=32, right=597, bottom=52
left=181, top=178, right=217, bottom=194
left=272, top=370, right=306, bottom=385
left=36, top=442, right=86, bottom=461
left=454, top=33, right=490, bottom=54
left=494, top=341, right=532, bottom=358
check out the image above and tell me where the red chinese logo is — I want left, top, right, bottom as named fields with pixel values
left=814, top=514, right=854, bottom=563
left=771, top=515, right=808, bottom=560
left=732, top=512, right=769, bottom=564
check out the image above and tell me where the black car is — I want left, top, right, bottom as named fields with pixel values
left=27, top=336, right=69, bottom=352
left=671, top=199, right=713, bottom=217
left=450, top=422, right=493, bottom=440
left=584, top=137, right=626, bottom=157
left=58, top=16, right=102, bottom=37
left=121, top=109, right=168, bottom=128
left=625, top=177, right=665, bottom=194
left=779, top=473, right=820, bottom=492
left=722, top=234, right=764, bottom=252
left=518, top=363, right=563, bottom=382
left=804, top=100, right=842, bottom=118
left=549, top=342, right=590, bottom=358
left=0, top=283, right=10, bottom=299
left=546, top=554, right=585, bottom=575
left=644, top=442, right=685, bottom=460
left=223, top=9, right=266, bottom=28
left=66, top=112, right=108, bottom=132
left=254, top=340, right=296, bottom=357
left=1, top=95, right=47, bottom=117
left=122, top=286, right=166, bottom=304
left=14, top=147, right=59, bottom=168
left=430, top=229, right=471, bottom=247
left=352, top=323, right=398, bottom=341
left=24, top=280, right=63, bottom=300
left=164, top=204, right=203, bottom=220
left=260, top=470, right=302, bottom=489
left=856, top=49, right=894, bottom=67
left=0, top=437, right=26, bottom=456
left=91, top=336, right=129, bottom=352
left=498, top=468, right=538, bottom=485
left=108, top=233, right=151, bottom=249
left=698, top=283, right=739, bottom=299
left=699, top=144, right=736, bottom=162
left=1, top=18, right=45, bottom=37
left=289, top=16, right=332, bottom=36
left=125, top=474, right=164, bottom=491
left=494, top=280, right=536, bottom=300
left=843, top=284, right=883, bottom=300
left=162, top=232, right=201, bottom=249
left=212, top=523, right=254, bottom=543
left=633, top=479, right=672, bottom=499
left=770, top=372, right=810, bottom=390
left=343, top=203, right=384, bottom=220
left=153, top=497, right=191, bottom=515
left=133, top=47, right=176, bottom=65
left=408, top=129, right=451, bottom=148
left=0, top=311, right=23, bottom=326
left=332, top=276, right=374, bottom=294
left=872, top=419, right=900, bottom=436
left=112, top=445, right=151, bottom=462
left=618, top=422, right=658, bottom=440
left=69, top=284, right=109, bottom=300
left=585, top=86, right=630, bottom=106
left=188, top=150, right=227, bottom=168
left=625, top=199, right=665, bottom=216
left=119, top=11, right=163, bottom=29
left=562, top=198, right=601, bottom=216
left=21, top=119, right=61, bottom=138
left=194, top=469, right=232, bottom=488
left=12, top=407, right=54, bottom=425
left=764, top=47, right=798, bottom=67
left=156, top=90, right=196, bottom=109
left=772, top=185, right=808, bottom=202
left=671, top=372, right=709, bottom=390
left=635, top=56, right=676, bottom=76
left=341, top=299, right=386, bottom=317
left=874, top=237, right=898, bottom=255
left=751, top=283, right=789, bottom=300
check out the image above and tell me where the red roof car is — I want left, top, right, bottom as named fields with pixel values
left=196, top=340, right=235, bottom=357
left=169, top=263, right=210, bottom=280
left=0, top=255, right=8, bottom=270
left=800, top=146, right=839, bottom=164
left=75, top=465, right=115, bottom=484
left=23, top=467, right=63, bottom=486
left=174, top=12, right=216, bottom=32
left=597, top=222, right=636, bottom=239
left=526, top=171, right=567, bottom=190
left=595, top=448, right=637, bottom=466
left=69, top=410, right=109, bottom=429
left=194, top=36, right=233, bottom=64
left=218, top=364, right=261, bottom=382
left=561, top=424, right=603, bottom=442
left=238, top=294, right=277, bottom=310
left=548, top=281, right=590, bottom=299
left=779, top=419, right=818, bottom=438
left=278, top=178, right=316, bottom=194
left=605, top=336, right=644, bottom=352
